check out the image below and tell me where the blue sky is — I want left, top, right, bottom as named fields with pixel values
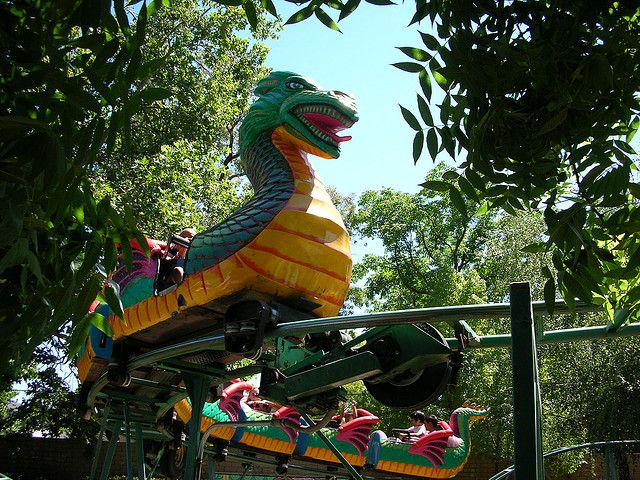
left=264, top=2, right=445, bottom=196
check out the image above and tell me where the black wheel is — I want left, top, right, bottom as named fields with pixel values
left=363, top=324, right=453, bottom=409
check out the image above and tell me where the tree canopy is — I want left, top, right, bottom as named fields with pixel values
left=274, top=0, right=640, bottom=324
left=348, top=174, right=640, bottom=476
left=0, top=0, right=276, bottom=381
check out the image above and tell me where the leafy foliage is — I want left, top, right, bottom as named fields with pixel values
left=92, top=0, right=277, bottom=238
left=0, top=0, right=167, bottom=381
left=352, top=165, right=495, bottom=311
left=0, top=344, right=97, bottom=442
left=0, top=0, right=277, bottom=382
left=394, top=1, right=640, bottom=323
left=252, top=0, right=640, bottom=323
left=349, top=176, right=640, bottom=474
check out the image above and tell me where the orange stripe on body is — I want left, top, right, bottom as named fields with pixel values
left=267, top=220, right=350, bottom=257
left=244, top=242, right=347, bottom=282
left=236, top=252, right=344, bottom=308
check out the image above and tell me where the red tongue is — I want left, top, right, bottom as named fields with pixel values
left=304, top=113, right=352, bottom=142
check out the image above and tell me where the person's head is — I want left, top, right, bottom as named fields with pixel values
left=179, top=228, right=196, bottom=239
left=409, top=410, right=425, bottom=425
left=425, top=415, right=439, bottom=431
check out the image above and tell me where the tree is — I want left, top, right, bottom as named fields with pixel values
left=0, top=0, right=163, bottom=382
left=352, top=164, right=494, bottom=311
left=0, top=0, right=277, bottom=382
left=0, top=342, right=97, bottom=443
left=349, top=172, right=640, bottom=476
left=92, top=0, right=277, bottom=237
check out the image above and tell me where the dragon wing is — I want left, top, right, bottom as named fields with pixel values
left=273, top=406, right=302, bottom=443
left=218, top=381, right=253, bottom=421
left=336, top=415, right=380, bottom=455
left=408, top=429, right=453, bottom=467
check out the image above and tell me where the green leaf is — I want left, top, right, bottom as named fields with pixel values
left=90, top=311, right=114, bottom=336
left=544, top=277, right=556, bottom=316
left=521, top=242, right=548, bottom=253
left=261, top=0, right=278, bottom=17
left=458, top=176, right=479, bottom=202
left=119, top=233, right=133, bottom=271
left=397, top=47, right=431, bottom=62
left=610, top=309, right=631, bottom=330
left=103, top=237, right=117, bottom=273
left=26, top=251, right=44, bottom=285
left=432, top=70, right=447, bottom=88
left=243, top=1, right=259, bottom=30
left=534, top=109, right=568, bottom=137
left=114, top=0, right=130, bottom=33
left=475, top=201, right=490, bottom=216
left=416, top=94, right=433, bottom=126
left=419, top=31, right=440, bottom=51
left=448, top=185, right=468, bottom=218
left=465, top=169, right=485, bottom=191
left=614, top=139, right=636, bottom=155
left=315, top=8, right=341, bottom=32
left=365, top=0, right=395, bottom=4
left=286, top=5, right=316, bottom=25
left=426, top=128, right=438, bottom=159
left=399, top=105, right=421, bottom=131
left=442, top=170, right=458, bottom=180
left=339, top=0, right=361, bottom=21
left=412, top=130, right=424, bottom=164
left=562, top=270, right=593, bottom=304
left=420, top=180, right=450, bottom=192
left=105, top=278, right=125, bottom=321
left=0, top=237, right=28, bottom=275
left=67, top=313, right=95, bottom=359
left=392, top=62, right=424, bottom=73
left=419, top=69, right=432, bottom=102
left=627, top=117, right=639, bottom=143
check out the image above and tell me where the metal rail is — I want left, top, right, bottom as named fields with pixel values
left=85, top=300, right=602, bottom=409
left=489, top=440, right=640, bottom=480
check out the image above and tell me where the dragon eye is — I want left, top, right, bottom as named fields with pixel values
left=286, top=81, right=305, bottom=90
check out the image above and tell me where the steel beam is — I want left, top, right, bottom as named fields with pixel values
left=510, top=282, right=544, bottom=479
left=99, top=419, right=122, bottom=480
left=183, top=373, right=212, bottom=480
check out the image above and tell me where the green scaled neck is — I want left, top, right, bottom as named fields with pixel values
left=185, top=132, right=293, bottom=273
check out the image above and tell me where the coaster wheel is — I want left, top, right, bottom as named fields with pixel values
left=363, top=323, right=453, bottom=409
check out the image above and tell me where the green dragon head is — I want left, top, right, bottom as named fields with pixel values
left=239, top=71, right=358, bottom=160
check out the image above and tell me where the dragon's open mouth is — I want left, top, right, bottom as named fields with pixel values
left=294, top=105, right=355, bottom=147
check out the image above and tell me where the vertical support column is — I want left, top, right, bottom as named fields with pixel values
left=123, top=402, right=134, bottom=480
left=135, top=422, right=147, bottom=480
left=183, top=373, right=211, bottom=480
left=604, top=444, right=618, bottom=480
left=207, top=454, right=216, bottom=480
left=89, top=402, right=111, bottom=480
left=100, top=419, right=123, bottom=480
left=510, top=282, right=545, bottom=479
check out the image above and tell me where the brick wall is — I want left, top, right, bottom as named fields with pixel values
left=0, top=437, right=637, bottom=480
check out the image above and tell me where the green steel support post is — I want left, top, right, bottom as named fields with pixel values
left=301, top=414, right=363, bottom=480
left=89, top=402, right=111, bottom=480
left=123, top=402, right=134, bottom=480
left=207, top=454, right=216, bottom=480
left=605, top=445, right=618, bottom=480
left=510, top=282, right=544, bottom=479
left=135, top=422, right=147, bottom=479
left=183, top=373, right=211, bottom=480
left=100, top=419, right=123, bottom=480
